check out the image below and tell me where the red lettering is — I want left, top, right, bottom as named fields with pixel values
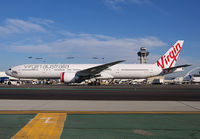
left=176, top=43, right=181, bottom=51
left=157, top=56, right=165, bottom=69
left=167, top=55, right=170, bottom=62
left=173, top=46, right=177, bottom=54
left=164, top=56, right=168, bottom=65
left=169, top=51, right=177, bottom=61
left=169, top=47, right=182, bottom=68
left=157, top=43, right=182, bottom=69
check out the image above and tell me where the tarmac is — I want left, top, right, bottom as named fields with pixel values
left=0, top=100, right=200, bottom=112
left=2, top=114, right=200, bottom=139
left=0, top=84, right=199, bottom=112
left=0, top=84, right=200, bottom=138
left=0, top=84, right=200, bottom=101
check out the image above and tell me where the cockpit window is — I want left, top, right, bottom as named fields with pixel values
left=8, top=68, right=11, bottom=70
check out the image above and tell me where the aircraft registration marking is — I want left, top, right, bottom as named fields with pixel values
left=11, top=113, right=67, bottom=139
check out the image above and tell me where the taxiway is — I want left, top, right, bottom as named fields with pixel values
left=0, top=84, right=199, bottom=100
left=0, top=84, right=199, bottom=112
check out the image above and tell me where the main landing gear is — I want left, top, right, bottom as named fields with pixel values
left=88, top=79, right=101, bottom=86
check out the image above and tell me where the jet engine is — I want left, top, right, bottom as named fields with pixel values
left=60, top=72, right=79, bottom=83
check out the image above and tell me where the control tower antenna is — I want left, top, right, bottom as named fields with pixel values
left=137, top=47, right=149, bottom=64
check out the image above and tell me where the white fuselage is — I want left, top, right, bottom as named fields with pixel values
left=6, top=64, right=162, bottom=79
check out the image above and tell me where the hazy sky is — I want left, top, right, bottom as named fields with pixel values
left=0, top=0, right=199, bottom=73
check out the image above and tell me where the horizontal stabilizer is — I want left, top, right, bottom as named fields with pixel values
left=164, top=64, right=191, bottom=70
left=161, top=64, right=191, bottom=75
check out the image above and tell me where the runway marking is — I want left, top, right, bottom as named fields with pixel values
left=1, top=110, right=200, bottom=115
left=11, top=113, right=67, bottom=139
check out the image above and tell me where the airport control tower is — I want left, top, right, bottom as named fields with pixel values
left=137, top=47, right=149, bottom=64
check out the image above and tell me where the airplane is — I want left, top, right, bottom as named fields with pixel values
left=6, top=40, right=191, bottom=84
left=189, top=72, right=200, bottom=83
left=0, top=71, right=21, bottom=85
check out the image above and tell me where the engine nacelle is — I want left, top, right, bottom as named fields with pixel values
left=60, top=72, right=79, bottom=83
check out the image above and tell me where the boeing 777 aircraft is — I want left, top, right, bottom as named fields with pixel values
left=6, top=40, right=190, bottom=84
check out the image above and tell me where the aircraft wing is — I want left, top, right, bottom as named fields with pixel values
left=76, top=60, right=125, bottom=77
left=162, top=64, right=191, bottom=74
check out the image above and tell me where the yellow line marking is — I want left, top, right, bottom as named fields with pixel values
left=11, top=113, right=67, bottom=139
left=1, top=110, right=200, bottom=114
